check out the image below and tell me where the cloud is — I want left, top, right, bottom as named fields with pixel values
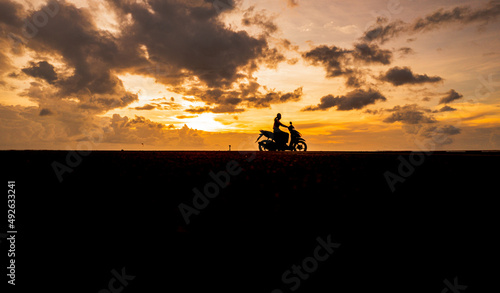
left=302, top=43, right=393, bottom=87
left=0, top=51, right=12, bottom=86
left=102, top=0, right=291, bottom=111
left=383, top=104, right=437, bottom=124
left=181, top=85, right=303, bottom=112
left=362, top=18, right=408, bottom=44
left=246, top=87, right=303, bottom=108
left=0, top=104, right=75, bottom=148
left=302, top=88, right=387, bottom=111
left=362, top=1, right=500, bottom=44
left=382, top=104, right=461, bottom=146
left=398, top=47, right=415, bottom=56
left=435, top=105, right=457, bottom=112
left=0, top=0, right=24, bottom=28
left=134, top=104, right=157, bottom=111
left=1, top=0, right=141, bottom=113
left=379, top=66, right=443, bottom=86
left=39, top=108, right=54, bottom=116
left=2, top=0, right=292, bottom=113
left=186, top=105, right=245, bottom=114
left=21, top=61, right=58, bottom=84
left=133, top=101, right=181, bottom=111
left=352, top=43, right=392, bottom=65
left=101, top=114, right=205, bottom=147
left=439, top=89, right=463, bottom=104
left=302, top=45, right=352, bottom=78
left=107, top=0, right=281, bottom=88
left=242, top=6, right=278, bottom=35
left=403, top=124, right=461, bottom=146
left=345, top=73, right=365, bottom=88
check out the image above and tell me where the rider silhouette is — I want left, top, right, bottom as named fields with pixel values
left=273, top=113, right=288, bottom=147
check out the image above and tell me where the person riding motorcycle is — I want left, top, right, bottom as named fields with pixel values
left=273, top=113, right=288, bottom=148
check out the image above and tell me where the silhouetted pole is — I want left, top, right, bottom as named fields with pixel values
left=229, top=145, right=231, bottom=151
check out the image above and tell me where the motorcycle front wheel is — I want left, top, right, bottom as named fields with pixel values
left=294, top=141, right=307, bottom=151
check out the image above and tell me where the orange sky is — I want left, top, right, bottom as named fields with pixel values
left=1, top=0, right=500, bottom=150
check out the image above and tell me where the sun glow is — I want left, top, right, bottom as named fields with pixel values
left=183, top=113, right=228, bottom=132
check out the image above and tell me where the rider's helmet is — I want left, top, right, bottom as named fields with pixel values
left=277, top=113, right=282, bottom=119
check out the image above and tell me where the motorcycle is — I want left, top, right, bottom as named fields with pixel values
left=256, top=122, right=307, bottom=151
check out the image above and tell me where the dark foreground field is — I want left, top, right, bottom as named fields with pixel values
left=1, top=151, right=499, bottom=292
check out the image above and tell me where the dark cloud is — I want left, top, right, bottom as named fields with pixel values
left=362, top=1, right=500, bottom=44
left=302, top=89, right=386, bottom=111
left=303, top=43, right=394, bottom=87
left=186, top=107, right=211, bottom=114
left=302, top=45, right=352, bottom=78
left=383, top=104, right=437, bottom=124
left=102, top=0, right=289, bottom=112
left=439, top=89, right=463, bottom=104
left=364, top=109, right=381, bottom=115
left=247, top=87, right=303, bottom=108
left=1, top=0, right=141, bottom=113
left=379, top=66, right=443, bottom=86
left=181, top=85, right=303, bottom=112
left=435, top=105, right=457, bottom=112
left=181, top=87, right=238, bottom=105
left=22, top=61, right=58, bottom=84
left=183, top=85, right=301, bottom=113
left=0, top=0, right=298, bottom=140
left=345, top=74, right=365, bottom=88
left=0, top=0, right=24, bottom=28
left=108, top=0, right=279, bottom=88
left=126, top=115, right=165, bottom=129
left=39, top=108, right=54, bottom=116
left=352, top=43, right=392, bottom=65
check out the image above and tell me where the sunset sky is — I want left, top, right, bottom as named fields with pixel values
left=1, top=0, right=500, bottom=150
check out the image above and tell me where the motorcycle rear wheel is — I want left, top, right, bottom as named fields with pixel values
left=259, top=140, right=272, bottom=151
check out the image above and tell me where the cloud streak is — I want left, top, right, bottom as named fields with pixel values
left=363, top=1, right=500, bottom=43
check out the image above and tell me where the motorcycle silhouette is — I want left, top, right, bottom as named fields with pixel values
left=256, top=122, right=307, bottom=151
